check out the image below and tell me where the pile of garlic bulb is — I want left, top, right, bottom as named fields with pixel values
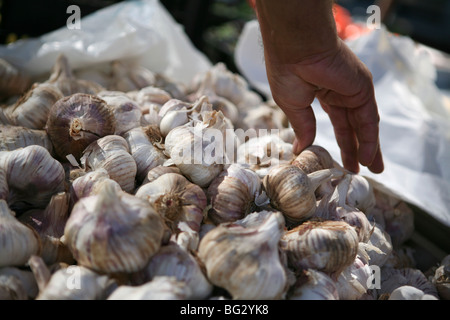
left=0, top=54, right=448, bottom=300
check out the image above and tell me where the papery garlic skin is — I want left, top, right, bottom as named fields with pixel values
left=0, top=166, right=8, bottom=201
left=207, top=164, right=261, bottom=224
left=123, top=125, right=167, bottom=184
left=46, top=93, right=116, bottom=162
left=281, top=220, right=359, bottom=279
left=335, top=255, right=373, bottom=300
left=198, top=210, right=289, bottom=300
left=81, top=135, right=137, bottom=193
left=64, top=180, right=165, bottom=274
left=107, top=276, right=191, bottom=300
left=0, top=200, right=41, bottom=267
left=141, top=165, right=181, bottom=185
left=134, top=242, right=213, bottom=299
left=388, top=285, right=438, bottom=300
left=135, top=173, right=206, bottom=233
left=291, top=145, right=334, bottom=174
left=288, top=269, right=339, bottom=300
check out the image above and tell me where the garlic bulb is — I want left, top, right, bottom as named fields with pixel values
left=346, top=174, right=376, bottom=213
left=263, top=164, right=343, bottom=225
left=363, top=223, right=393, bottom=267
left=6, top=82, right=64, bottom=130
left=134, top=86, right=172, bottom=126
left=154, top=73, right=187, bottom=100
left=97, top=91, right=142, bottom=136
left=206, top=164, right=262, bottom=224
left=0, top=166, right=7, bottom=201
left=164, top=105, right=227, bottom=188
left=135, top=172, right=207, bottom=233
left=46, top=54, right=105, bottom=96
left=80, top=135, right=137, bottom=193
left=281, top=220, right=359, bottom=279
left=2, top=145, right=66, bottom=213
left=36, top=264, right=118, bottom=300
left=0, top=58, right=31, bottom=100
left=158, top=99, right=197, bottom=137
left=379, top=267, right=439, bottom=298
left=236, top=134, right=294, bottom=178
left=288, top=269, right=339, bottom=300
left=18, top=192, right=73, bottom=265
left=0, top=274, right=28, bottom=300
left=198, top=210, right=290, bottom=300
left=63, top=179, right=165, bottom=273
left=132, top=242, right=213, bottom=299
left=432, top=255, right=450, bottom=300
left=388, top=285, right=438, bottom=300
left=335, top=255, right=374, bottom=300
left=46, top=93, right=116, bottom=161
left=0, top=124, right=54, bottom=154
left=141, top=165, right=181, bottom=184
left=291, top=145, right=334, bottom=174
left=0, top=200, right=41, bottom=267
left=107, top=276, right=191, bottom=300
left=240, top=104, right=286, bottom=131
left=123, top=125, right=167, bottom=184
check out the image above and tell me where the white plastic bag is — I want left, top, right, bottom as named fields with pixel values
left=0, top=0, right=212, bottom=85
left=235, top=22, right=450, bottom=227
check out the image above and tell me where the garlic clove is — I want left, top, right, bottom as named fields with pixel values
left=206, top=164, right=262, bottom=224
left=45, top=93, right=116, bottom=162
left=281, top=220, right=359, bottom=279
left=198, top=210, right=290, bottom=300
left=141, top=165, right=181, bottom=185
left=132, top=241, right=213, bottom=299
left=135, top=172, right=207, bottom=233
left=81, top=135, right=137, bottom=193
left=64, top=179, right=165, bottom=274
left=0, top=200, right=41, bottom=267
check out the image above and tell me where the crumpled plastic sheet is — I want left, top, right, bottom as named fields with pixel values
left=0, top=0, right=212, bottom=85
left=235, top=21, right=450, bottom=228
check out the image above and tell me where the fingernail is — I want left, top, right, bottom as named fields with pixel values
left=292, top=138, right=300, bottom=155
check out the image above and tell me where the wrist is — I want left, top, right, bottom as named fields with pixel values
left=255, top=0, right=339, bottom=64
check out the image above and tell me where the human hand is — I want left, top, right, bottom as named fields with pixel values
left=265, top=39, right=384, bottom=174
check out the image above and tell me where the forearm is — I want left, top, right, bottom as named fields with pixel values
left=254, top=0, right=339, bottom=64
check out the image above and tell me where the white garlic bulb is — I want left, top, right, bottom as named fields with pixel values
left=2, top=145, right=66, bottom=213
left=6, top=82, right=64, bottom=130
left=291, top=145, right=334, bottom=174
left=164, top=104, right=228, bottom=188
left=388, top=285, right=438, bottom=300
left=141, top=165, right=181, bottom=184
left=362, top=223, right=393, bottom=267
left=281, top=220, right=359, bottom=279
left=135, top=172, right=207, bottom=233
left=198, top=210, right=290, bottom=300
left=240, top=104, right=286, bottom=131
left=158, top=99, right=198, bottom=137
left=206, top=164, right=262, bottom=224
left=0, top=200, right=41, bottom=267
left=108, top=60, right=156, bottom=92
left=97, top=91, right=143, bottom=136
left=36, top=264, right=118, bottom=300
left=63, top=179, right=165, bottom=274
left=80, top=135, right=137, bottom=193
left=123, top=125, right=167, bottom=184
left=346, top=174, right=376, bottom=213
left=263, top=164, right=343, bottom=225
left=288, top=269, right=339, bottom=300
left=133, top=242, right=213, bottom=299
left=335, top=255, right=374, bottom=300
left=107, top=276, right=191, bottom=300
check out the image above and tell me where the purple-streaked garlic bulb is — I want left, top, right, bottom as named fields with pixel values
left=45, top=93, right=116, bottom=162
left=135, top=172, right=207, bottom=233
left=80, top=135, right=137, bottom=193
left=197, top=210, right=290, bottom=300
left=291, top=145, right=334, bottom=174
left=281, top=220, right=359, bottom=279
left=0, top=124, right=54, bottom=155
left=63, top=179, right=165, bottom=274
left=207, top=164, right=261, bottom=224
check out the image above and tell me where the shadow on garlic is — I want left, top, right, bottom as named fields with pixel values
left=0, top=124, right=54, bottom=155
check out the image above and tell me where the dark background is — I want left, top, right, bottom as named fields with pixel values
left=1, top=0, right=449, bottom=73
